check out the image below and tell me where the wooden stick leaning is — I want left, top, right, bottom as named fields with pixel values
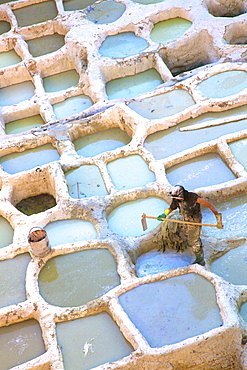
left=141, top=213, right=220, bottom=231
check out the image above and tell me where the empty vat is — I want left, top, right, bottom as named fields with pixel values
left=44, top=219, right=97, bottom=247
left=0, top=216, right=14, bottom=248
left=38, top=249, right=120, bottom=306
left=86, top=0, right=126, bottom=24
left=73, top=127, right=131, bottom=157
left=150, top=18, right=192, bottom=44
left=56, top=312, right=133, bottom=370
left=119, top=273, right=222, bottom=347
left=65, top=165, right=108, bottom=198
left=136, top=249, right=193, bottom=277
left=107, top=154, right=155, bottom=190
left=107, top=197, right=168, bottom=237
left=0, top=49, right=21, bottom=68
left=0, top=81, right=35, bottom=106
left=166, top=152, right=235, bottom=189
left=197, top=70, right=247, bottom=99
left=0, top=253, right=31, bottom=308
left=26, top=33, right=65, bottom=57
left=5, top=115, right=44, bottom=135
left=0, top=319, right=45, bottom=370
left=106, top=69, right=163, bottom=99
left=0, top=144, right=60, bottom=174
left=13, top=1, right=58, bottom=27
left=229, top=137, right=247, bottom=170
left=15, top=193, right=56, bottom=215
left=99, top=32, right=148, bottom=58
left=53, top=94, right=93, bottom=119
left=210, top=242, right=247, bottom=285
left=128, top=89, right=195, bottom=120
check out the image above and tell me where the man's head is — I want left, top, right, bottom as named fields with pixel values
left=169, top=185, right=186, bottom=200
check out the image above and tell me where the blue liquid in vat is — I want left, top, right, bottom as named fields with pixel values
left=107, top=197, right=168, bottom=237
left=0, top=50, right=21, bottom=68
left=128, top=89, right=195, bottom=119
left=202, top=194, right=247, bottom=240
left=166, top=152, right=235, bottom=190
left=74, top=127, right=131, bottom=157
left=0, top=319, right=45, bottom=370
left=0, top=216, right=14, bottom=248
left=13, top=1, right=58, bottom=27
left=239, top=301, right=247, bottom=325
left=210, top=242, right=247, bottom=285
left=53, top=94, right=93, bottom=119
left=106, top=69, right=163, bottom=100
left=44, top=219, right=97, bottom=247
left=56, top=312, right=133, bottom=370
left=0, top=81, right=35, bottom=106
left=229, top=137, right=247, bottom=170
left=119, top=273, right=222, bottom=347
left=43, top=70, right=79, bottom=93
left=99, top=32, right=149, bottom=58
left=65, top=164, right=108, bottom=198
left=86, top=0, right=126, bottom=24
left=0, top=143, right=60, bottom=174
left=26, top=33, right=65, bottom=57
left=107, top=154, right=155, bottom=190
left=150, top=18, right=192, bottom=44
left=144, top=107, right=247, bottom=159
left=0, top=254, right=31, bottom=308
left=5, top=115, right=44, bottom=135
left=38, top=249, right=120, bottom=306
left=136, top=250, right=193, bottom=277
left=197, top=70, right=247, bottom=99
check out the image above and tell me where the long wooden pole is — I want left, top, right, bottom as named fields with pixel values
left=142, top=213, right=219, bottom=228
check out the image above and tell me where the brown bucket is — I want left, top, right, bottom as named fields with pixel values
left=28, top=226, right=51, bottom=257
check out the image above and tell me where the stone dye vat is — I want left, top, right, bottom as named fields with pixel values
left=5, top=115, right=45, bottom=135
left=150, top=18, right=192, bottom=44
left=0, top=81, right=35, bottom=106
left=56, top=312, right=133, bottom=370
left=26, top=33, right=65, bottom=58
left=0, top=0, right=247, bottom=369
left=0, top=49, right=21, bottom=68
left=38, top=249, right=120, bottom=307
left=0, top=319, right=45, bottom=369
left=0, top=253, right=31, bottom=308
left=65, top=164, right=108, bottom=198
left=136, top=249, right=193, bottom=277
left=44, top=219, right=97, bottom=247
left=107, top=154, right=156, bottom=190
left=106, top=69, right=163, bottom=100
left=119, top=273, right=222, bottom=347
left=99, top=32, right=148, bottom=58
left=0, top=144, right=60, bottom=174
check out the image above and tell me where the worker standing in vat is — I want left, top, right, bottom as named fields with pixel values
left=157, top=185, right=223, bottom=266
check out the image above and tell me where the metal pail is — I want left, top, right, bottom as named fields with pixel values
left=28, top=226, right=51, bottom=257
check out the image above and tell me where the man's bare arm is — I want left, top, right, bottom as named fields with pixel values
left=197, top=197, right=219, bottom=215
